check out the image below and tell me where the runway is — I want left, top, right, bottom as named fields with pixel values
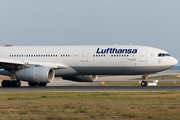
left=0, top=86, right=180, bottom=92
left=0, top=70, right=180, bottom=92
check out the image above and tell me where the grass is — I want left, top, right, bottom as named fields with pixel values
left=0, top=92, right=180, bottom=119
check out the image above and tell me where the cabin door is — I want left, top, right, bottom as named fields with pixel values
left=139, top=50, right=147, bottom=62
left=0, top=52, right=3, bottom=58
left=81, top=50, right=89, bottom=62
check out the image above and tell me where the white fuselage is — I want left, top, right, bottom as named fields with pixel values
left=0, top=45, right=178, bottom=77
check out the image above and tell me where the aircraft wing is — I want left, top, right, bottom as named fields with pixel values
left=0, top=58, right=68, bottom=71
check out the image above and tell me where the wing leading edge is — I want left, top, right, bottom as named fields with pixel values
left=0, top=58, right=68, bottom=71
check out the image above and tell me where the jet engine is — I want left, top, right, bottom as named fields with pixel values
left=16, top=67, right=55, bottom=83
left=62, top=75, right=98, bottom=82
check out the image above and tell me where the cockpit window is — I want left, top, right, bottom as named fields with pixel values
left=158, top=53, right=162, bottom=57
left=166, top=54, right=170, bottom=56
left=158, top=53, right=171, bottom=57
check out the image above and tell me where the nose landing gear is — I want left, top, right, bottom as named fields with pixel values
left=141, top=81, right=148, bottom=87
left=141, top=74, right=148, bottom=87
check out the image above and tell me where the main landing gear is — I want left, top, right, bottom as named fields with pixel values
left=1, top=80, right=47, bottom=87
left=28, top=82, right=47, bottom=87
left=141, top=74, right=148, bottom=87
left=1, top=80, right=21, bottom=87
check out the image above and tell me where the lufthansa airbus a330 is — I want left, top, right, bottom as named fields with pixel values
left=0, top=45, right=178, bottom=87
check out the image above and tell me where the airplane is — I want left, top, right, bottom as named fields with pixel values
left=0, top=45, right=178, bottom=87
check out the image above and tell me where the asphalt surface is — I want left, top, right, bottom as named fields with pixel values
left=0, top=86, right=180, bottom=92
left=0, top=70, right=180, bottom=92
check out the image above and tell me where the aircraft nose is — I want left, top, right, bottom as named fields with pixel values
left=172, top=57, right=178, bottom=66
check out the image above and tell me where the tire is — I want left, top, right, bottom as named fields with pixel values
left=11, top=80, right=21, bottom=87
left=11, top=80, right=16, bottom=87
left=28, top=82, right=38, bottom=87
left=17, top=81, right=21, bottom=87
left=38, top=82, right=47, bottom=87
left=141, top=81, right=148, bottom=87
left=1, top=80, right=11, bottom=87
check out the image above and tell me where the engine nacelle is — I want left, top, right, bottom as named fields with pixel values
left=16, top=67, right=55, bottom=83
left=62, top=75, right=98, bottom=82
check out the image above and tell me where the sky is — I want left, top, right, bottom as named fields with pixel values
left=0, top=0, right=180, bottom=65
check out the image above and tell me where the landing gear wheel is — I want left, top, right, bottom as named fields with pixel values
left=1, top=80, right=11, bottom=87
left=38, top=83, right=47, bottom=87
left=141, top=81, right=148, bottom=87
left=17, top=81, right=21, bottom=87
left=11, top=80, right=21, bottom=87
left=28, top=82, right=38, bottom=87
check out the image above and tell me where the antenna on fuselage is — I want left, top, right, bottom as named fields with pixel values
left=4, top=45, right=14, bottom=47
